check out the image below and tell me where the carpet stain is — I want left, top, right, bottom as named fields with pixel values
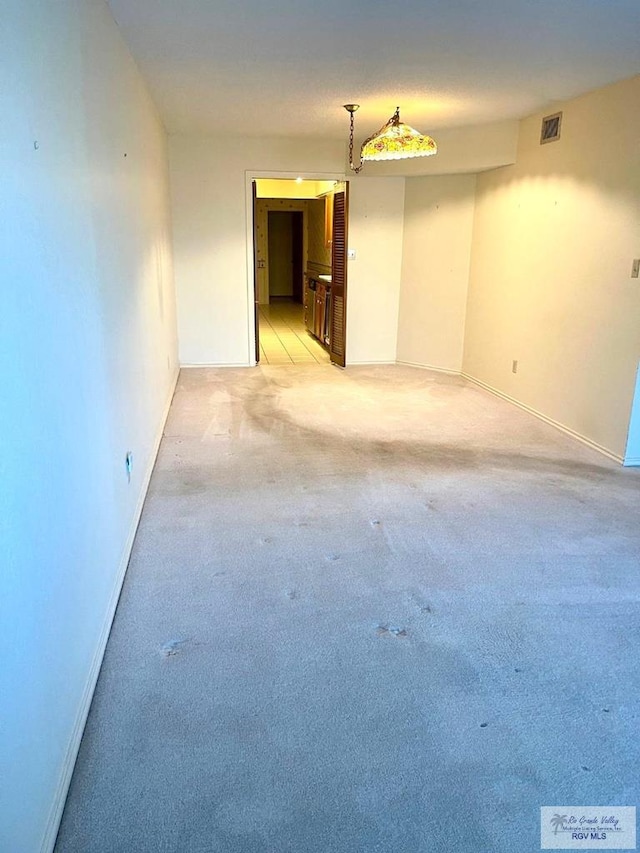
left=160, top=476, right=209, bottom=497
left=377, top=625, right=408, bottom=638
left=160, top=638, right=191, bottom=657
left=409, top=592, right=432, bottom=614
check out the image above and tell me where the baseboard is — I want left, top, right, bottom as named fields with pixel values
left=180, top=362, right=252, bottom=368
left=40, top=368, right=180, bottom=853
left=346, top=360, right=396, bottom=366
left=623, top=455, right=640, bottom=467
left=396, top=359, right=461, bottom=376
left=461, top=371, right=624, bottom=465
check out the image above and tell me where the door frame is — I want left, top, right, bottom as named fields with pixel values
left=244, top=170, right=346, bottom=367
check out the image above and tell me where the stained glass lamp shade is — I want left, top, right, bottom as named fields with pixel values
left=361, top=107, right=437, bottom=161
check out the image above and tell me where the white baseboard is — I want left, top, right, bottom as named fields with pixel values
left=346, top=360, right=396, bottom=366
left=396, top=359, right=461, bottom=376
left=461, top=371, right=623, bottom=465
left=180, top=362, right=252, bottom=368
left=40, top=368, right=180, bottom=853
left=623, top=455, right=640, bottom=467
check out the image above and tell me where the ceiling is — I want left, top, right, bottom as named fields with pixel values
left=106, top=0, right=640, bottom=141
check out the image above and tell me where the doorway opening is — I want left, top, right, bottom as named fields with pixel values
left=267, top=211, right=303, bottom=304
left=260, top=208, right=326, bottom=363
left=249, top=177, right=349, bottom=367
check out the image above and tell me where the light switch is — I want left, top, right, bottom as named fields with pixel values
left=347, top=248, right=356, bottom=260
left=632, top=259, right=640, bottom=278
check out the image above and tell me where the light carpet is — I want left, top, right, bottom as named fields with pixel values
left=55, top=365, right=640, bottom=853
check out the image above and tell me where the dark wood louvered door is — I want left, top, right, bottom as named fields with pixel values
left=252, top=180, right=260, bottom=363
left=329, top=186, right=349, bottom=367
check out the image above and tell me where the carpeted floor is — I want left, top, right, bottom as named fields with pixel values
left=56, top=365, right=640, bottom=853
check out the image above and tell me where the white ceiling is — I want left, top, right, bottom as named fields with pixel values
left=106, top=0, right=640, bottom=141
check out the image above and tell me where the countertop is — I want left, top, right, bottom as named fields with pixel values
left=307, top=273, right=332, bottom=284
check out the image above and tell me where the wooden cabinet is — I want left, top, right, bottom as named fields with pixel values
left=304, top=274, right=331, bottom=347
left=324, top=194, right=333, bottom=249
left=314, top=284, right=326, bottom=343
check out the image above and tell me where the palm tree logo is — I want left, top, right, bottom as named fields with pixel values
left=550, top=814, right=568, bottom=835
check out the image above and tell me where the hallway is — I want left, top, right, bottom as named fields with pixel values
left=258, top=301, right=330, bottom=365
left=55, top=365, right=640, bottom=853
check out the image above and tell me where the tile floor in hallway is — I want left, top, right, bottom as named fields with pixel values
left=259, top=300, right=330, bottom=365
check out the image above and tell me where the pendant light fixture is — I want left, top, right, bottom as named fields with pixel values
left=344, top=104, right=437, bottom=173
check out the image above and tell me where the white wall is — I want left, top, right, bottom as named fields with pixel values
left=0, top=3, right=178, bottom=851
left=346, top=178, right=405, bottom=364
left=167, top=120, right=523, bottom=370
left=397, top=175, right=476, bottom=372
left=463, top=75, right=640, bottom=459
left=169, top=136, right=344, bottom=365
left=169, top=137, right=406, bottom=366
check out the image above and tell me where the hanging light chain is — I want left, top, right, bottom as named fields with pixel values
left=344, top=103, right=437, bottom=169
left=348, top=110, right=364, bottom=174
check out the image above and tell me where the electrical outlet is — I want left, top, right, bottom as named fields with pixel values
left=512, top=360, right=518, bottom=374
left=632, top=259, right=640, bottom=278
left=125, top=451, right=133, bottom=483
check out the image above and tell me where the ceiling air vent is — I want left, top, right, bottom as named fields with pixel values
left=540, top=111, right=562, bottom=144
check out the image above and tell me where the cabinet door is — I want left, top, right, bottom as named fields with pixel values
left=314, top=285, right=325, bottom=340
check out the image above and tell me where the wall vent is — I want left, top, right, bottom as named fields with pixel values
left=540, top=111, right=562, bottom=144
